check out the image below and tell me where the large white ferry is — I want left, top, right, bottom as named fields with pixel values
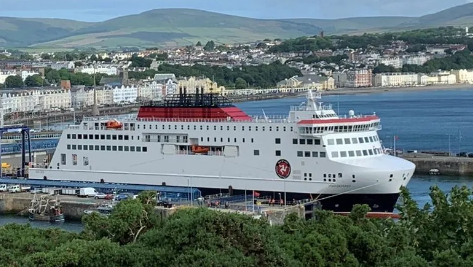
left=29, top=89, right=415, bottom=212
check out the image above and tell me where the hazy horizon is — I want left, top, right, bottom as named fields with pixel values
left=0, top=0, right=471, bottom=22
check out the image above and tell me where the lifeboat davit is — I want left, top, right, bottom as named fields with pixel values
left=106, top=119, right=123, bottom=129
left=191, top=145, right=209, bottom=154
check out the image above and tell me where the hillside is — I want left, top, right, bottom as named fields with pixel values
left=2, top=4, right=473, bottom=49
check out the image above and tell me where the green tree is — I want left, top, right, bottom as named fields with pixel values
left=24, top=74, right=43, bottom=87
left=204, top=40, right=216, bottom=51
left=235, top=77, right=248, bottom=89
left=196, top=41, right=202, bottom=46
left=5, top=75, right=23, bottom=88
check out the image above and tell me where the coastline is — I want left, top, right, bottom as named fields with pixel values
left=320, top=83, right=472, bottom=96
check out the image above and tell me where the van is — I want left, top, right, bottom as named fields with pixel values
left=78, top=187, right=98, bottom=198
left=0, top=184, right=8, bottom=192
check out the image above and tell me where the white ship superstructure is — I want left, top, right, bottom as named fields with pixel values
left=29, top=89, right=415, bottom=212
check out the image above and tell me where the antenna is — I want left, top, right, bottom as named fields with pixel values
left=262, top=109, right=268, bottom=122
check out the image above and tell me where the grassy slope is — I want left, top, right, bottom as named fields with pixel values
left=5, top=4, right=473, bottom=49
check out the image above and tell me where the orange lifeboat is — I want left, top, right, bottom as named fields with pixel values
left=106, top=119, right=123, bottom=129
left=191, top=145, right=209, bottom=154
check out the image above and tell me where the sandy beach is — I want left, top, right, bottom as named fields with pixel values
left=320, top=83, right=473, bottom=96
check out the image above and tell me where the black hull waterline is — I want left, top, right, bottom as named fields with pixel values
left=197, top=188, right=400, bottom=213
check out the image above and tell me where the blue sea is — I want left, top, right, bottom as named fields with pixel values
left=2, top=88, right=473, bottom=230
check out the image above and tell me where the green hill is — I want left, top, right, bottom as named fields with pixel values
left=2, top=5, right=473, bottom=49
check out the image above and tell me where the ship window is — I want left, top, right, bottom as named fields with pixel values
left=233, top=126, right=236, bottom=131
left=293, top=139, right=298, bottom=144
left=72, top=145, right=76, bottom=150
left=352, top=138, right=358, bottom=144
left=137, top=125, right=140, bottom=129
left=243, top=138, right=245, bottom=143
left=168, top=125, right=171, bottom=130
left=78, top=134, right=82, bottom=140
left=67, top=144, right=71, bottom=150
left=362, top=150, right=368, bottom=156
left=119, top=146, right=123, bottom=151
left=352, top=175, right=356, bottom=178
left=67, top=134, right=71, bottom=139
left=368, top=149, right=374, bottom=155
left=143, top=147, right=147, bottom=152
left=207, top=137, right=209, bottom=142
left=332, top=151, right=339, bottom=158
left=276, top=150, right=281, bottom=156
left=136, top=147, right=142, bottom=152
left=327, top=139, right=334, bottom=145
left=242, top=126, right=244, bottom=131
left=320, top=152, right=326, bottom=157
left=200, top=137, right=203, bottom=142
left=89, top=134, right=93, bottom=139
left=227, top=126, right=230, bottom=130
left=206, top=126, right=209, bottom=130
left=112, top=135, right=117, bottom=140
left=118, top=135, right=123, bottom=140
left=95, top=145, right=99, bottom=150
left=305, top=151, right=311, bottom=157
left=276, top=126, right=279, bottom=131
left=297, top=151, right=303, bottom=157
left=364, top=137, right=369, bottom=143
left=101, top=145, right=105, bottom=151
left=348, top=151, right=355, bottom=157
left=324, top=174, right=327, bottom=178
left=262, top=126, right=265, bottom=131
left=106, top=135, right=111, bottom=140
left=338, top=173, right=342, bottom=178
left=72, top=134, right=76, bottom=139
left=130, top=146, right=135, bottom=152
left=290, top=127, right=293, bottom=132
left=249, top=126, right=251, bottom=131
left=78, top=145, right=82, bottom=150
left=61, top=154, right=66, bottom=165
left=336, top=139, right=343, bottom=145
left=112, top=146, right=117, bottom=151
left=358, top=137, right=364, bottom=143
left=369, top=136, right=374, bottom=142
left=214, top=137, right=217, bottom=142
left=124, top=135, right=129, bottom=141
left=283, top=127, right=286, bottom=131
left=124, top=146, right=129, bottom=151
left=344, top=138, right=351, bottom=144
left=356, top=150, right=362, bottom=156
left=270, top=127, right=273, bottom=131
left=89, top=145, right=93, bottom=150
left=188, top=126, right=190, bottom=130
left=255, top=126, right=258, bottom=131
left=100, top=135, right=104, bottom=140
left=314, top=139, right=321, bottom=145
left=275, top=138, right=281, bottom=144
left=228, top=138, right=230, bottom=142
left=220, top=138, right=223, bottom=142
left=234, top=138, right=237, bottom=143
left=83, top=145, right=88, bottom=151
left=251, top=138, right=254, bottom=143
left=307, top=139, right=313, bottom=145
left=254, top=150, right=260, bottom=156
left=340, top=151, right=347, bottom=157
left=312, top=151, right=318, bottom=157
left=299, top=139, right=306, bottom=145
left=107, top=146, right=111, bottom=151
left=137, top=136, right=140, bottom=141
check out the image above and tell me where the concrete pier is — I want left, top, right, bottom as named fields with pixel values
left=402, top=153, right=473, bottom=176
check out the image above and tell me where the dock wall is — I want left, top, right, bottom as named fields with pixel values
left=403, top=155, right=473, bottom=176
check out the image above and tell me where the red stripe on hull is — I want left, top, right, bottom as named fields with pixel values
left=298, top=116, right=379, bottom=124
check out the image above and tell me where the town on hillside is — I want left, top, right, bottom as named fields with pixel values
left=1, top=26, right=473, bottom=114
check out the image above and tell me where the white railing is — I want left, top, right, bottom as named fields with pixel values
left=290, top=104, right=333, bottom=111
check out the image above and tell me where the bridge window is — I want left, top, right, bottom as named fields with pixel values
left=124, top=135, right=129, bottom=141
left=336, top=139, right=343, bottom=145
left=327, top=139, right=334, bottom=145
left=304, top=151, right=310, bottom=157
left=124, top=146, right=129, bottom=151
left=364, top=137, right=369, bottom=143
left=356, top=150, right=362, bottom=156
left=312, top=151, right=318, bottom=157
left=89, top=145, right=93, bottom=150
left=331, top=151, right=339, bottom=158
left=362, top=150, right=368, bottom=156
left=118, top=135, right=123, bottom=140
left=112, top=146, right=117, bottom=151
left=143, top=147, right=147, bottom=152
left=344, top=138, right=351, bottom=144
left=95, top=145, right=99, bottom=150
left=340, top=151, right=347, bottom=158
left=348, top=151, right=355, bottom=157
left=67, top=145, right=71, bottom=150
left=89, top=134, right=93, bottom=139
left=83, top=145, right=88, bottom=151
left=118, top=146, right=123, bottom=151
left=101, top=145, right=105, bottom=151
left=320, top=152, right=326, bottom=157
left=307, top=139, right=313, bottom=145
left=254, top=150, right=260, bottom=156
left=297, top=151, right=303, bottom=157
left=106, top=135, right=111, bottom=140
left=358, top=137, right=364, bottom=143
left=293, top=139, right=298, bottom=144
left=368, top=149, right=374, bottom=155
left=78, top=145, right=82, bottom=150
left=112, top=135, right=117, bottom=140
left=352, top=138, right=358, bottom=144
left=106, top=146, right=111, bottom=151
left=78, top=134, right=82, bottom=140
left=83, top=135, right=88, bottom=140
left=369, top=136, right=374, bottom=142
left=67, top=134, right=71, bottom=139
left=72, top=134, right=76, bottom=139
left=314, top=139, right=321, bottom=145
left=72, top=145, right=76, bottom=150
left=136, top=147, right=141, bottom=152
left=130, top=146, right=135, bottom=152
left=299, top=139, right=305, bottom=145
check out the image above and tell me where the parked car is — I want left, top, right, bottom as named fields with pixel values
left=114, top=193, right=134, bottom=201
left=95, top=192, right=114, bottom=200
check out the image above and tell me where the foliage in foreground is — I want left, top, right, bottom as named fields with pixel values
left=3, top=185, right=473, bottom=266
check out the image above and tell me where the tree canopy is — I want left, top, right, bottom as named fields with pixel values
left=128, top=61, right=302, bottom=89
left=3, top=185, right=473, bottom=266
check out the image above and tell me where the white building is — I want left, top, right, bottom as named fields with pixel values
left=0, top=71, right=16, bottom=84
left=373, top=73, right=418, bottom=87
left=51, top=61, right=75, bottom=70
left=1, top=88, right=71, bottom=113
left=451, top=69, right=473, bottom=84
left=20, top=70, right=40, bottom=81
left=80, top=65, right=118, bottom=76
left=111, top=85, right=138, bottom=103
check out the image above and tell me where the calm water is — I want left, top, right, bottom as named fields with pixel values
left=4, top=88, right=473, bottom=231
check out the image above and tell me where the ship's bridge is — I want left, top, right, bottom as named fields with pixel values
left=291, top=90, right=381, bottom=137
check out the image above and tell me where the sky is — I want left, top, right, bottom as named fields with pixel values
left=0, top=0, right=472, bottom=21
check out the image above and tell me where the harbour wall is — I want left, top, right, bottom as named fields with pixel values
left=402, top=154, right=473, bottom=176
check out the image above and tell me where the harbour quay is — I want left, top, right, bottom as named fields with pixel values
left=401, top=153, right=473, bottom=176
